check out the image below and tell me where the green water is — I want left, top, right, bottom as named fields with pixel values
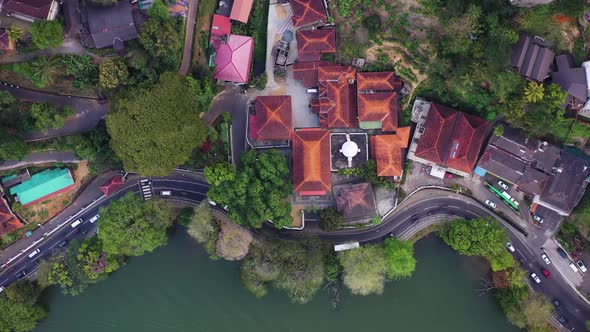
left=35, top=230, right=518, bottom=332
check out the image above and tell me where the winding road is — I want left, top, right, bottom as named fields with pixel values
left=0, top=173, right=587, bottom=331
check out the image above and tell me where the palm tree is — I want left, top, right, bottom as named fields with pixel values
left=30, top=57, right=60, bottom=87
left=6, top=25, right=23, bottom=44
left=524, top=81, right=544, bottom=104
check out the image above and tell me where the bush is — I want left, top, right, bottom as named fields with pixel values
left=318, top=207, right=344, bottom=231
left=28, top=20, right=63, bottom=49
left=362, top=15, right=381, bottom=37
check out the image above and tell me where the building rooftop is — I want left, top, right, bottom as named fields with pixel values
left=9, top=168, right=75, bottom=206
left=510, top=35, right=555, bottom=81
left=335, top=182, right=377, bottom=222
left=551, top=54, right=587, bottom=105
left=296, top=28, right=336, bottom=62
left=370, top=127, right=411, bottom=177
left=214, top=34, right=254, bottom=83
left=100, top=175, right=124, bottom=196
left=330, top=132, right=368, bottom=170
left=414, top=103, right=488, bottom=174
left=477, top=145, right=526, bottom=184
left=290, top=0, right=327, bottom=28
left=0, top=29, right=11, bottom=51
left=292, top=60, right=337, bottom=88
left=516, top=166, right=549, bottom=196
left=229, top=0, right=253, bottom=23
left=312, top=65, right=357, bottom=129
left=211, top=14, right=232, bottom=37
left=292, top=128, right=331, bottom=196
left=1, top=0, right=55, bottom=20
left=254, top=95, right=292, bottom=141
left=0, top=196, right=22, bottom=237
left=86, top=1, right=138, bottom=49
left=356, top=72, right=403, bottom=132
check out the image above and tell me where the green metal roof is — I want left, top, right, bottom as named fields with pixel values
left=2, top=174, right=17, bottom=182
left=359, top=121, right=382, bottom=130
left=10, top=168, right=74, bottom=205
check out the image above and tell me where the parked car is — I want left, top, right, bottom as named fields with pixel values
left=58, top=240, right=68, bottom=248
left=70, top=218, right=83, bottom=228
left=577, top=260, right=587, bottom=273
left=557, top=247, right=568, bottom=259
left=506, top=242, right=515, bottom=253
left=542, top=269, right=551, bottom=279
left=160, top=191, right=172, bottom=196
left=568, top=262, right=579, bottom=272
left=558, top=316, right=568, bottom=325
left=498, top=180, right=509, bottom=190
left=541, top=254, right=551, bottom=265
left=16, top=269, right=27, bottom=279
left=530, top=273, right=541, bottom=284
left=485, top=200, right=497, bottom=209
left=552, top=299, right=561, bottom=307
left=27, top=249, right=40, bottom=259
left=89, top=214, right=100, bottom=223
left=533, top=214, right=544, bottom=224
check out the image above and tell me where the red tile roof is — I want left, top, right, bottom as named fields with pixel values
left=293, top=60, right=337, bottom=87
left=1, top=0, right=55, bottom=20
left=414, top=104, right=489, bottom=174
left=314, top=65, right=357, bottom=128
left=214, top=35, right=254, bottom=83
left=292, top=128, right=331, bottom=195
left=211, top=14, right=231, bottom=37
left=255, top=95, right=292, bottom=141
left=0, top=196, right=23, bottom=237
left=357, top=71, right=403, bottom=91
left=336, top=182, right=377, bottom=220
left=296, top=28, right=336, bottom=62
left=357, top=72, right=403, bottom=131
left=230, top=0, right=253, bottom=23
left=0, top=29, right=10, bottom=51
left=100, top=175, right=124, bottom=196
left=290, top=0, right=327, bottom=28
left=370, top=127, right=411, bottom=177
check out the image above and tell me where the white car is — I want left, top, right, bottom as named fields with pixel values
left=533, top=214, right=544, bottom=224
left=577, top=260, right=587, bottom=273
left=160, top=191, right=172, bottom=196
left=89, top=214, right=100, bottom=223
left=541, top=254, right=551, bottom=265
left=485, top=200, right=497, bottom=209
left=530, top=273, right=541, bottom=284
left=506, top=242, right=515, bottom=253
left=498, top=181, right=509, bottom=190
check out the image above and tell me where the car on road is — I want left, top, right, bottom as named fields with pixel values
left=89, top=214, right=100, bottom=223
left=557, top=247, right=568, bottom=259
left=160, top=191, right=172, bottom=196
left=58, top=240, right=68, bottom=248
left=27, top=249, right=40, bottom=259
left=498, top=181, right=509, bottom=190
left=506, top=242, right=515, bottom=252
left=71, top=218, right=83, bottom=228
left=542, top=269, right=551, bottom=279
left=410, top=214, right=418, bottom=223
left=0, top=286, right=4, bottom=293
left=530, top=273, right=541, bottom=284
left=577, top=260, right=587, bottom=273
left=81, top=229, right=89, bottom=235
left=533, top=214, right=544, bottom=224
left=208, top=200, right=217, bottom=206
left=541, top=254, right=551, bottom=265
left=16, top=269, right=27, bottom=279
left=569, top=262, right=579, bottom=272
left=484, top=200, right=497, bottom=209
left=558, top=316, right=568, bottom=325
left=552, top=299, right=561, bottom=307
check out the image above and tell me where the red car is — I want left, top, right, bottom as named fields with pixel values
left=542, top=269, right=551, bottom=279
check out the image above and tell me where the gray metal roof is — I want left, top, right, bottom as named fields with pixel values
left=551, top=54, right=588, bottom=103
left=477, top=145, right=526, bottom=184
left=87, top=1, right=138, bottom=49
left=516, top=166, right=549, bottom=195
left=511, top=35, right=555, bottom=81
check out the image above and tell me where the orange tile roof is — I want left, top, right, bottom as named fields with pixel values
left=315, top=65, right=357, bottom=128
left=370, top=127, right=411, bottom=177
left=0, top=196, right=22, bottom=237
left=357, top=72, right=403, bottom=132
left=296, top=28, right=336, bottom=61
left=290, top=0, right=327, bottom=28
left=293, top=60, right=338, bottom=87
left=255, top=95, right=292, bottom=141
left=292, top=128, right=331, bottom=195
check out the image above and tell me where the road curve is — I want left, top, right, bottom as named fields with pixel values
left=0, top=177, right=587, bottom=330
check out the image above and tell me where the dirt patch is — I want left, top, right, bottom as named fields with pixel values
left=290, top=205, right=304, bottom=229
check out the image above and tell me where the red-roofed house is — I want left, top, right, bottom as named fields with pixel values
left=313, top=65, right=357, bottom=128
left=211, top=14, right=231, bottom=37
left=408, top=102, right=489, bottom=177
left=293, top=60, right=336, bottom=87
left=293, top=128, right=331, bottom=196
left=336, top=182, right=377, bottom=222
left=100, top=175, right=124, bottom=196
left=0, top=29, right=14, bottom=51
left=370, top=126, right=411, bottom=179
left=296, top=28, right=336, bottom=62
left=357, top=72, right=403, bottom=132
left=1, top=0, right=59, bottom=22
left=230, top=0, right=253, bottom=23
left=213, top=34, right=254, bottom=84
left=253, top=95, right=292, bottom=141
left=290, top=0, right=327, bottom=28
left=0, top=196, right=22, bottom=237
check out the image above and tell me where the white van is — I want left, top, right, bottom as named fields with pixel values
left=160, top=191, right=172, bottom=196
left=89, top=214, right=100, bottom=223
left=569, top=262, right=579, bottom=272
left=28, top=249, right=40, bottom=259
left=70, top=218, right=83, bottom=228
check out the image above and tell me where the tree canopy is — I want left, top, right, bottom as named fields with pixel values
left=99, top=57, right=129, bottom=89
left=0, top=280, right=47, bottom=332
left=318, top=207, right=344, bottom=231
left=187, top=201, right=219, bottom=259
left=30, top=103, right=74, bottom=130
left=383, top=238, right=416, bottom=279
left=339, top=245, right=387, bottom=295
left=107, top=72, right=207, bottom=175
left=206, top=150, right=293, bottom=228
left=138, top=14, right=182, bottom=70
left=28, top=20, right=63, bottom=49
left=0, top=128, right=29, bottom=161
left=97, top=192, right=174, bottom=256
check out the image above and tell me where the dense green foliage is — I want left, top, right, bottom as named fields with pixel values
left=383, top=238, right=416, bottom=279
left=0, top=281, right=47, bottom=331
left=30, top=103, right=74, bottom=130
left=61, top=55, right=99, bottom=89
left=107, top=72, right=207, bottom=175
left=339, top=245, right=387, bottom=295
left=187, top=201, right=219, bottom=259
left=13, top=57, right=60, bottom=88
left=147, top=0, right=170, bottom=22
left=496, top=286, right=553, bottom=331
left=28, top=20, right=63, bottom=49
left=206, top=150, right=293, bottom=228
left=97, top=192, right=174, bottom=256
left=138, top=13, right=182, bottom=71
left=240, top=238, right=325, bottom=303
left=318, top=207, right=344, bottom=231
left=99, top=57, right=129, bottom=89
left=440, top=218, right=515, bottom=271
left=0, top=128, right=29, bottom=161
left=339, top=160, right=396, bottom=190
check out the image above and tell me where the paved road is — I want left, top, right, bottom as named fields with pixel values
left=0, top=84, right=108, bottom=141
left=0, top=151, right=79, bottom=172
left=0, top=177, right=587, bottom=330
left=178, top=0, right=199, bottom=75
